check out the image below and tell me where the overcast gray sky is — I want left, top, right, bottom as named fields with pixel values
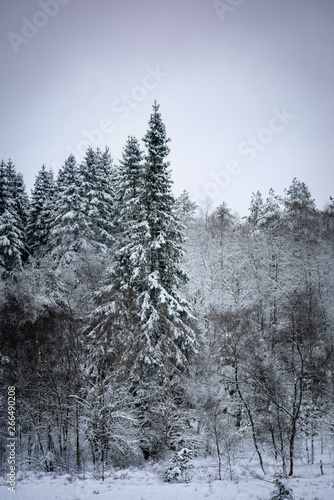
left=1, top=0, right=333, bottom=215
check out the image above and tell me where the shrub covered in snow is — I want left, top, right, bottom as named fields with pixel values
left=269, top=474, right=294, bottom=500
left=165, top=448, right=194, bottom=483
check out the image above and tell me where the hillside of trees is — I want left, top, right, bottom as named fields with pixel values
left=0, top=102, right=333, bottom=481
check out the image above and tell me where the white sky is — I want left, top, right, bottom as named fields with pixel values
left=1, top=0, right=333, bottom=215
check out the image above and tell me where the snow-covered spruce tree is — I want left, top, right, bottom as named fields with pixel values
left=0, top=159, right=28, bottom=274
left=79, top=146, right=115, bottom=252
left=97, top=146, right=116, bottom=244
left=87, top=104, right=197, bottom=458
left=0, top=160, right=6, bottom=214
left=80, top=137, right=145, bottom=471
left=165, top=448, right=194, bottom=482
left=139, top=101, right=196, bottom=370
left=94, top=135, right=147, bottom=348
left=48, top=154, right=91, bottom=263
left=13, top=169, right=29, bottom=225
left=13, top=170, right=30, bottom=263
left=135, top=102, right=197, bottom=454
left=27, top=165, right=55, bottom=256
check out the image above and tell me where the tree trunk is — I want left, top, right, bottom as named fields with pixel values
left=289, top=373, right=303, bottom=476
left=235, top=361, right=265, bottom=474
left=213, top=424, right=222, bottom=480
left=277, top=407, right=287, bottom=477
left=311, top=384, right=315, bottom=465
left=76, top=402, right=81, bottom=469
left=269, top=418, right=278, bottom=461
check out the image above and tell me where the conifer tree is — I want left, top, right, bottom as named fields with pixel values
left=138, top=101, right=196, bottom=377
left=262, top=188, right=282, bottom=229
left=96, top=146, right=116, bottom=248
left=80, top=140, right=145, bottom=469
left=136, top=102, right=197, bottom=453
left=0, top=160, right=7, bottom=215
left=27, top=165, right=55, bottom=255
left=13, top=172, right=29, bottom=226
left=94, top=106, right=197, bottom=382
left=284, top=178, right=317, bottom=235
left=5, top=159, right=30, bottom=231
left=13, top=171, right=30, bottom=262
left=88, top=104, right=197, bottom=456
left=79, top=146, right=115, bottom=252
left=86, top=137, right=145, bottom=390
left=0, top=159, right=28, bottom=273
left=248, top=190, right=264, bottom=227
left=112, top=135, right=146, bottom=290
left=49, top=154, right=90, bottom=262
left=284, top=178, right=316, bottom=214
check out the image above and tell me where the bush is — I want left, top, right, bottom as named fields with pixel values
left=165, top=448, right=194, bottom=483
left=269, top=474, right=294, bottom=500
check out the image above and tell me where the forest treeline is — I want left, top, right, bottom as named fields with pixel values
left=0, top=102, right=333, bottom=480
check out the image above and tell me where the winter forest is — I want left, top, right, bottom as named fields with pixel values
left=1, top=102, right=334, bottom=496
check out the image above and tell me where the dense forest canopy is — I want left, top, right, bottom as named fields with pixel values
left=0, top=103, right=333, bottom=481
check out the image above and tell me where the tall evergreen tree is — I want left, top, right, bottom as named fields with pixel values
left=0, top=160, right=7, bottom=215
left=112, top=135, right=146, bottom=297
left=27, top=165, right=55, bottom=255
left=136, top=102, right=197, bottom=453
left=80, top=137, right=146, bottom=467
left=79, top=146, right=115, bottom=252
left=0, top=159, right=28, bottom=273
left=88, top=104, right=197, bottom=457
left=248, top=190, right=264, bottom=227
left=284, top=178, right=317, bottom=235
left=14, top=171, right=30, bottom=262
left=96, top=146, right=116, bottom=247
left=13, top=172, right=29, bottom=226
left=138, top=101, right=196, bottom=376
left=89, top=136, right=146, bottom=373
left=49, top=154, right=89, bottom=262
left=284, top=178, right=316, bottom=214
left=261, top=188, right=282, bottom=229
left=99, top=105, right=198, bottom=382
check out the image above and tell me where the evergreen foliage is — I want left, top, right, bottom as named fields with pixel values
left=0, top=159, right=28, bottom=274
left=269, top=474, right=294, bottom=500
left=137, top=101, right=197, bottom=377
left=79, top=146, right=115, bottom=252
left=27, top=164, right=55, bottom=255
left=49, top=154, right=90, bottom=262
left=165, top=448, right=194, bottom=482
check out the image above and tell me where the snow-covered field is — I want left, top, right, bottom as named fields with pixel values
left=1, top=456, right=333, bottom=500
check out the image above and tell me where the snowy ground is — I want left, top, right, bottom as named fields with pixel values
left=1, top=456, right=333, bottom=500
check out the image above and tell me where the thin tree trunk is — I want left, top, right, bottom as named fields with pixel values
left=101, top=446, right=105, bottom=481
left=306, top=437, right=310, bottom=464
left=235, top=361, right=265, bottom=474
left=213, top=424, right=222, bottom=480
left=289, top=373, right=303, bottom=476
left=28, top=425, right=32, bottom=466
left=269, top=418, right=278, bottom=461
left=76, top=401, right=81, bottom=468
left=277, top=407, right=287, bottom=477
left=311, top=384, right=315, bottom=465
